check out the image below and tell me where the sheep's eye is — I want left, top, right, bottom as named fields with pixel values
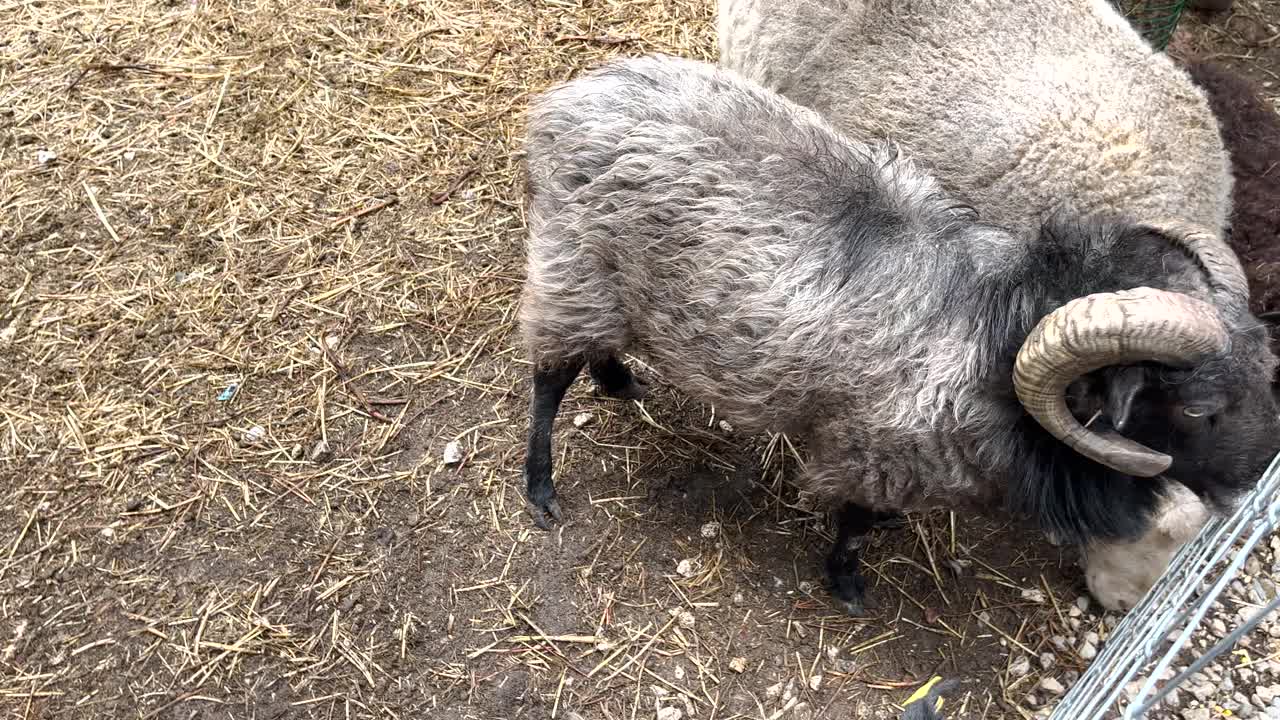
left=1182, top=406, right=1207, bottom=419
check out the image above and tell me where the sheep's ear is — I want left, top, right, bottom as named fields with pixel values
left=1103, top=366, right=1149, bottom=435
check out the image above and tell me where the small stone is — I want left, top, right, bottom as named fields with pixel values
left=310, top=439, right=334, bottom=462
left=1010, top=655, right=1032, bottom=678
left=676, top=559, right=697, bottom=578
left=732, top=592, right=745, bottom=605
left=1039, top=652, right=1056, bottom=670
left=656, top=708, right=683, bottom=720
left=1022, top=588, right=1047, bottom=604
left=289, top=443, right=304, bottom=460
left=1025, top=693, right=1041, bottom=708
left=1051, top=635, right=1069, bottom=651
left=700, top=522, right=721, bottom=539
left=1260, top=685, right=1280, bottom=705
left=1068, top=605, right=1082, bottom=618
left=1078, top=641, right=1098, bottom=661
left=442, top=441, right=463, bottom=465
left=1180, top=709, right=1210, bottom=720
left=1212, top=618, right=1228, bottom=636
left=572, top=412, right=593, bottom=428
left=1039, top=677, right=1065, bottom=696
left=123, top=150, right=136, bottom=161
left=1075, top=596, right=1091, bottom=613
left=718, top=420, right=734, bottom=433
left=100, top=527, right=115, bottom=539
left=1248, top=556, right=1264, bottom=576
left=766, top=682, right=784, bottom=700
left=729, top=657, right=747, bottom=673
left=677, top=610, right=695, bottom=628
left=241, top=425, right=266, bottom=446
left=125, top=497, right=146, bottom=513
left=36, top=149, right=57, bottom=165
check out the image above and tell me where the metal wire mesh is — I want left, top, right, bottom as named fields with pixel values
left=1050, top=451, right=1280, bottom=719
left=1110, top=0, right=1189, bottom=50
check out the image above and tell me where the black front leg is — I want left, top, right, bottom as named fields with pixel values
left=524, top=360, right=584, bottom=529
left=825, top=502, right=890, bottom=615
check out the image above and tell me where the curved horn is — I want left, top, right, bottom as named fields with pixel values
left=1151, top=221, right=1251, bottom=312
left=1013, top=287, right=1230, bottom=477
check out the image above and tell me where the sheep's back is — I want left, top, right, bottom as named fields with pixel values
left=520, top=55, right=987, bottom=434
left=718, top=0, right=1232, bottom=237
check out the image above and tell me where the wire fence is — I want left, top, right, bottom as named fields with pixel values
left=1050, top=451, right=1280, bottom=719
left=1111, top=0, right=1188, bottom=50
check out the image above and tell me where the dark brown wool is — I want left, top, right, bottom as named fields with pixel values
left=1184, top=60, right=1280, bottom=367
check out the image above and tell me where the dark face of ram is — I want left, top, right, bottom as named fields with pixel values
left=1068, top=345, right=1280, bottom=513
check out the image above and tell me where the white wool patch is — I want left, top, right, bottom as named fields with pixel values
left=1083, top=485, right=1209, bottom=611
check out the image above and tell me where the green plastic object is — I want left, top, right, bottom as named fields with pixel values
left=1110, top=0, right=1188, bottom=51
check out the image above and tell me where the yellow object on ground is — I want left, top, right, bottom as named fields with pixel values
left=903, top=676, right=946, bottom=713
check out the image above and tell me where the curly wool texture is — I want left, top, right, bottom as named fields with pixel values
left=717, top=0, right=1233, bottom=238
left=1183, top=60, right=1280, bottom=353
left=522, top=55, right=1025, bottom=512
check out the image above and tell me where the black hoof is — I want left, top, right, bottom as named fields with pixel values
left=524, top=468, right=563, bottom=530
left=606, top=378, right=649, bottom=401
left=872, top=511, right=907, bottom=530
left=589, top=357, right=649, bottom=401
left=830, top=571, right=870, bottom=616
left=526, top=496, right=563, bottom=530
left=827, top=535, right=871, bottom=616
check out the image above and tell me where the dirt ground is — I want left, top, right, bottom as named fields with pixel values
left=0, top=1, right=1277, bottom=719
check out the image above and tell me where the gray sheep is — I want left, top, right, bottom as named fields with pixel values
left=716, top=0, right=1257, bottom=611
left=518, top=54, right=1280, bottom=614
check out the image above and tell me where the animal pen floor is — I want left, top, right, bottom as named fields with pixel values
left=1, top=1, right=1279, bottom=719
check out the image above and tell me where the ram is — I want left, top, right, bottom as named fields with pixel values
left=518, top=54, right=1280, bottom=614
left=716, top=0, right=1257, bottom=611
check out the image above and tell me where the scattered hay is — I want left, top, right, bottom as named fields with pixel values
left=3, top=0, right=1280, bottom=718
